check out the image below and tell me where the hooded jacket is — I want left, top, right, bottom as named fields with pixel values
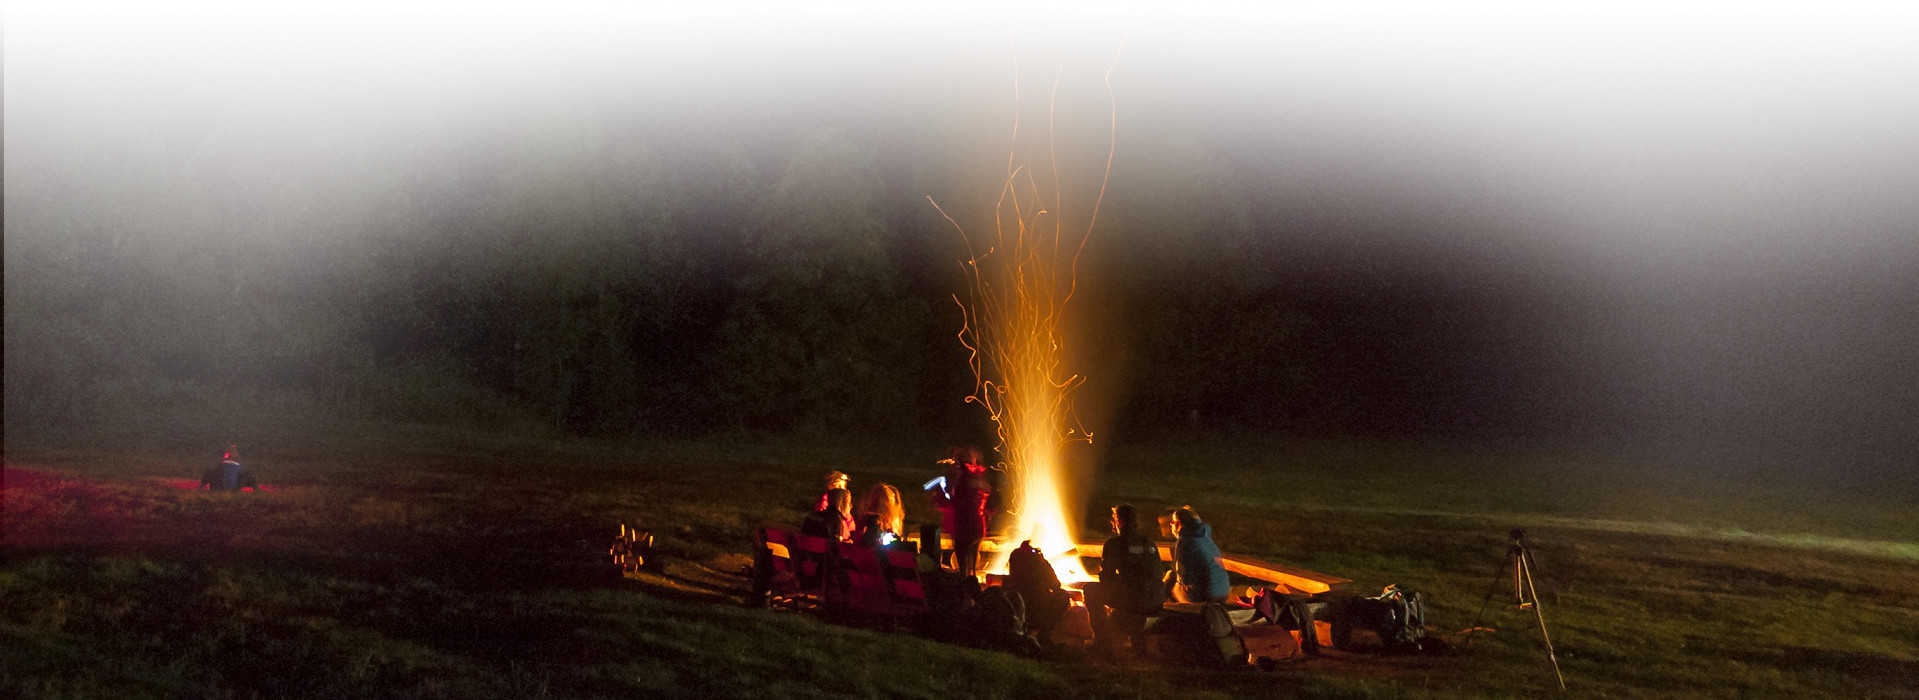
left=1174, top=520, right=1231, bottom=602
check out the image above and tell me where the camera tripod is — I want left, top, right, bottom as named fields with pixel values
left=1465, top=529, right=1566, bottom=690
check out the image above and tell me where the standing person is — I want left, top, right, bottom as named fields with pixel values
left=930, top=446, right=992, bottom=578
left=857, top=483, right=905, bottom=541
left=1083, top=504, right=1166, bottom=655
left=802, top=488, right=856, bottom=543
left=814, top=471, right=850, bottom=512
left=1169, top=507, right=1231, bottom=604
left=199, top=445, right=260, bottom=491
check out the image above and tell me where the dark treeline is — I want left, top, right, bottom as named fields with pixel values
left=9, top=90, right=1915, bottom=474
left=4, top=104, right=1318, bottom=445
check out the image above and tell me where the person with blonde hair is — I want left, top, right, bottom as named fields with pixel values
left=802, top=488, right=856, bottom=543
left=857, top=483, right=904, bottom=541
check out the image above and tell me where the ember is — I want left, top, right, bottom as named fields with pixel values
left=932, top=52, right=1121, bottom=584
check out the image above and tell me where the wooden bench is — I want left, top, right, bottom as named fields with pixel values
left=1070, top=542, right=1351, bottom=594
left=755, top=526, right=820, bottom=611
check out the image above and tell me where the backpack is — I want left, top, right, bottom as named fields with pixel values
left=1154, top=601, right=1249, bottom=667
left=1323, top=585, right=1428, bottom=652
left=1202, top=601, right=1251, bottom=667
left=1374, top=585, right=1428, bottom=651
left=977, top=587, right=1043, bottom=657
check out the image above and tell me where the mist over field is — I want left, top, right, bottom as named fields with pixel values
left=8, top=2, right=1917, bottom=478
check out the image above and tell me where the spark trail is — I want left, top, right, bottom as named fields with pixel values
left=928, top=45, right=1122, bottom=581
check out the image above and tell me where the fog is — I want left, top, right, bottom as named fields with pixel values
left=8, top=2, right=1916, bottom=472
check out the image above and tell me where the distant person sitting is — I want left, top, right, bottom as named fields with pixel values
left=199, top=445, right=260, bottom=492
left=1005, top=540, right=1070, bottom=641
left=1168, top=507, right=1230, bottom=604
left=814, top=471, right=850, bottom=512
left=1083, top=504, right=1166, bottom=655
left=801, top=487, right=856, bottom=543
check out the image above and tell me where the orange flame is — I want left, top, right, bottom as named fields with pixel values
left=929, top=44, right=1123, bottom=584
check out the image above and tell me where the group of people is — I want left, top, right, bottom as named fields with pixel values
left=789, top=447, right=1244, bottom=659
left=800, top=471, right=906, bottom=549
left=800, top=446, right=995, bottom=577
left=786, top=447, right=1060, bottom=654
left=1080, top=503, right=1234, bottom=656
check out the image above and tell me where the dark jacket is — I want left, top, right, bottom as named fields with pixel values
left=1174, top=521, right=1230, bottom=602
left=801, top=508, right=855, bottom=542
left=1007, top=542, right=1062, bottom=600
left=1098, top=529, right=1165, bottom=613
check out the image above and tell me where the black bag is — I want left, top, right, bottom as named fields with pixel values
left=977, top=587, right=1043, bottom=657
left=1376, top=584, right=1427, bottom=650
left=1324, top=584, right=1428, bottom=652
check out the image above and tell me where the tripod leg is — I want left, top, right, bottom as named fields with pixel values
left=1463, top=550, right=1514, bottom=651
left=1519, top=555, right=1567, bottom=690
left=1513, top=551, right=1525, bottom=606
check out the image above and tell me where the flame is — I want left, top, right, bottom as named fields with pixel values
left=929, top=47, right=1122, bottom=585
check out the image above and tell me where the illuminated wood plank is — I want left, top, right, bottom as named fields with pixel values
left=1218, top=554, right=1351, bottom=594
left=902, top=534, right=1348, bottom=594
left=1068, top=541, right=1351, bottom=594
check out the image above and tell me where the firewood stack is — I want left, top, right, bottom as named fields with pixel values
left=610, top=522, right=653, bottom=576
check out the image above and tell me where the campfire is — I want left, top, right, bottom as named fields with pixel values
left=932, top=64, right=1120, bottom=587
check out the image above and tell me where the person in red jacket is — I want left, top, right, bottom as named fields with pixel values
left=929, top=446, right=992, bottom=577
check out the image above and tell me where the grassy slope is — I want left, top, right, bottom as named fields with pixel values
left=3, top=425, right=1915, bottom=699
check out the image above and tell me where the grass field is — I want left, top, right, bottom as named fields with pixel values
left=4, top=423, right=1916, bottom=698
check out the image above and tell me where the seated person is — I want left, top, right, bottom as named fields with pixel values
left=1168, top=507, right=1231, bottom=604
left=857, top=483, right=904, bottom=541
left=1083, top=504, right=1166, bottom=654
left=814, top=471, right=850, bottom=512
left=1005, top=540, right=1069, bottom=641
left=199, top=445, right=260, bottom=491
left=853, top=513, right=896, bottom=548
left=801, top=488, right=856, bottom=543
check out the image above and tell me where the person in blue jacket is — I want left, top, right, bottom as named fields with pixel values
left=1168, top=507, right=1230, bottom=604
left=199, top=444, right=260, bottom=491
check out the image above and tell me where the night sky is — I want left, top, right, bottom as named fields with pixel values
left=8, top=3, right=1917, bottom=475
